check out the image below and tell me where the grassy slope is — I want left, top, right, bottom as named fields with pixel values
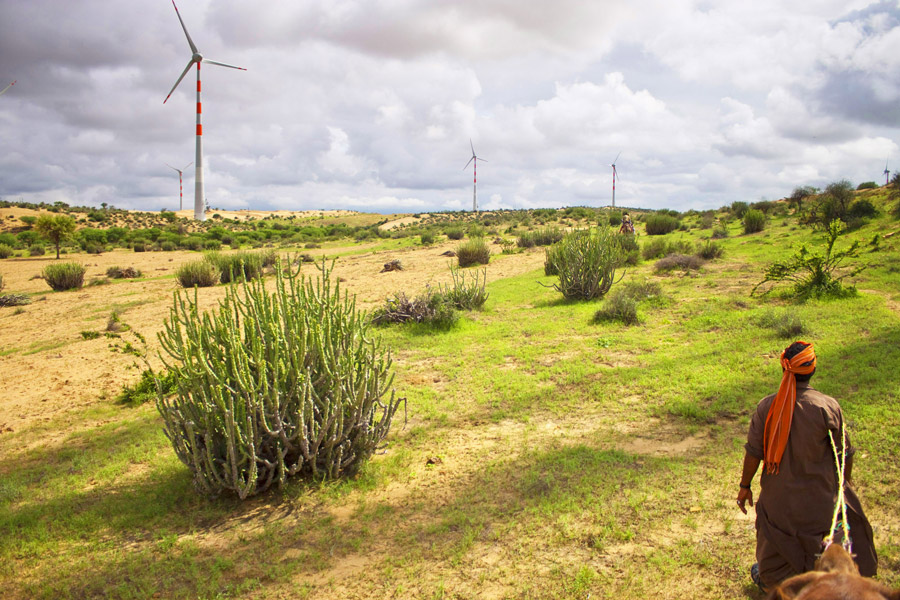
left=1, top=194, right=899, bottom=599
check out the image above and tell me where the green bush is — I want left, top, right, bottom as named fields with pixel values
left=175, top=260, right=219, bottom=288
left=641, top=238, right=693, bottom=260
left=439, top=266, right=489, bottom=310
left=743, top=209, right=766, bottom=234
left=593, top=293, right=639, bottom=325
left=856, top=181, right=877, bottom=190
left=607, top=211, right=623, bottom=227
left=42, top=262, right=86, bottom=291
left=456, top=237, right=491, bottom=267
left=157, top=261, right=403, bottom=498
left=753, top=220, right=862, bottom=300
left=118, top=369, right=176, bottom=406
left=205, top=251, right=265, bottom=284
left=613, top=232, right=640, bottom=265
left=756, top=309, right=806, bottom=338
left=445, top=227, right=464, bottom=240
left=730, top=201, right=749, bottom=218
left=644, top=214, right=680, bottom=235
left=544, top=228, right=623, bottom=300
left=160, top=241, right=177, bottom=252
left=420, top=232, right=436, bottom=245
left=848, top=199, right=877, bottom=220
left=696, top=240, right=724, bottom=260
left=0, top=244, right=13, bottom=259
left=711, top=226, right=729, bottom=239
left=518, top=227, right=564, bottom=248
left=28, top=244, right=45, bottom=256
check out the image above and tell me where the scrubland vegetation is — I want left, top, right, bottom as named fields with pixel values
left=1, top=181, right=899, bottom=599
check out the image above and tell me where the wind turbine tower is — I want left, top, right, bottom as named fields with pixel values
left=0, top=80, right=15, bottom=97
left=885, top=159, right=891, bottom=186
left=610, top=152, right=620, bottom=208
left=164, top=1, right=245, bottom=221
left=464, top=140, right=486, bottom=214
left=166, top=162, right=193, bottom=211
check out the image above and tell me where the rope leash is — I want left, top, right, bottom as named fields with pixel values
left=823, top=420, right=851, bottom=553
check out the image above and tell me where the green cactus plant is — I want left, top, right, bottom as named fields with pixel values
left=156, top=259, right=402, bottom=498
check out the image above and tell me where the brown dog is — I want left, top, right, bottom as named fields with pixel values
left=766, top=544, right=899, bottom=599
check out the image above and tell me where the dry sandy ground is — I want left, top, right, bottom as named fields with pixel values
left=0, top=240, right=544, bottom=435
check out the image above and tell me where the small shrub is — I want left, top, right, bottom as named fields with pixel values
left=756, top=309, right=806, bottom=338
left=84, top=242, right=103, bottom=254
left=0, top=244, right=13, bottom=259
left=439, top=267, right=489, bottom=310
left=654, top=254, right=705, bottom=273
left=856, top=181, right=877, bottom=190
left=175, top=260, right=219, bottom=288
left=743, top=209, right=766, bottom=234
left=372, top=290, right=458, bottom=329
left=81, top=330, right=101, bottom=340
left=848, top=199, right=877, bottom=220
left=731, top=201, right=749, bottom=218
left=206, top=251, right=265, bottom=283
left=106, top=266, right=142, bottom=279
left=545, top=228, right=623, bottom=300
left=133, top=242, right=148, bottom=252
left=161, top=241, right=177, bottom=251
left=593, top=293, right=639, bottom=325
left=118, top=369, right=176, bottom=406
left=28, top=244, right=46, bottom=256
left=0, top=293, right=31, bottom=307
left=699, top=214, right=715, bottom=229
left=613, top=233, right=640, bottom=266
left=445, top=227, right=464, bottom=240
left=644, top=214, right=680, bottom=235
left=420, top=232, right=436, bottom=245
left=711, top=226, right=729, bottom=239
left=42, top=262, right=86, bottom=291
left=204, top=240, right=222, bottom=251
left=607, top=211, right=623, bottom=227
left=456, top=238, right=491, bottom=267
left=696, top=240, right=724, bottom=260
left=467, top=224, right=486, bottom=238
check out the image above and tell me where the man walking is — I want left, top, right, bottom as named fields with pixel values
left=736, top=341, right=877, bottom=591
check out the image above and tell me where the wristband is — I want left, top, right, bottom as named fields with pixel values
left=739, top=483, right=751, bottom=490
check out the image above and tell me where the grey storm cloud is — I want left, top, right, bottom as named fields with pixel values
left=0, top=0, right=898, bottom=213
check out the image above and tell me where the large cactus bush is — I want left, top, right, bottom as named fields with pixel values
left=156, top=260, right=402, bottom=499
left=544, top=228, right=624, bottom=300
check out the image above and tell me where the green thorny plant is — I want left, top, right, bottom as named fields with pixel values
left=752, top=219, right=865, bottom=299
left=544, top=228, right=625, bottom=300
left=156, top=258, right=404, bottom=499
left=438, top=265, right=489, bottom=310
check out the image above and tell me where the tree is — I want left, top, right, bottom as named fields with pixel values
left=789, top=186, right=817, bottom=215
left=35, top=214, right=76, bottom=259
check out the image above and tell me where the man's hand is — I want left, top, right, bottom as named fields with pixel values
left=737, top=487, right=754, bottom=515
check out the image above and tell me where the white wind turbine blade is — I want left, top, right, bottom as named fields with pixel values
left=165, top=163, right=179, bottom=172
left=464, top=156, right=475, bottom=170
left=182, top=162, right=193, bottom=171
left=0, top=80, right=15, bottom=97
left=203, top=59, right=246, bottom=71
left=164, top=60, right=195, bottom=103
left=171, top=1, right=198, bottom=55
left=470, top=139, right=476, bottom=156
left=611, top=151, right=621, bottom=166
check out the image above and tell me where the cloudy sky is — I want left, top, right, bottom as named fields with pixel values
left=1, top=0, right=898, bottom=214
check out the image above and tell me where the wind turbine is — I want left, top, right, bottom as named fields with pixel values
left=0, top=80, right=15, bottom=97
left=610, top=152, right=620, bottom=208
left=885, top=159, right=891, bottom=186
left=166, top=161, right=193, bottom=211
left=164, top=1, right=245, bottom=221
left=463, top=140, right=486, bottom=214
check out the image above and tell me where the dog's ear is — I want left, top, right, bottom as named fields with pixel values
left=765, top=572, right=826, bottom=600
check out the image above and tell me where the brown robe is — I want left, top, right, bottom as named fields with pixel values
left=745, top=382, right=877, bottom=589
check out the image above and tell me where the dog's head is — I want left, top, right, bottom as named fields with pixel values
left=814, top=543, right=859, bottom=576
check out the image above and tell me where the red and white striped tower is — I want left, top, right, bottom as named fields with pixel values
left=610, top=152, right=620, bottom=208
left=165, top=1, right=244, bottom=221
left=194, top=61, right=204, bottom=220
left=464, top=140, right=486, bottom=214
left=166, top=161, right=192, bottom=211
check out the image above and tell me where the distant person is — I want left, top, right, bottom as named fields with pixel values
left=736, top=341, right=877, bottom=592
left=618, top=212, right=634, bottom=234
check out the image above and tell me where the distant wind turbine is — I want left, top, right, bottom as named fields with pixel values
left=164, top=1, right=245, bottom=221
left=610, top=152, right=620, bottom=208
left=166, top=162, right=193, bottom=211
left=885, top=159, right=891, bottom=186
left=463, top=140, right=486, bottom=214
left=0, top=80, right=15, bottom=97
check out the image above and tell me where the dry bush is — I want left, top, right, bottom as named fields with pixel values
left=42, top=262, right=86, bottom=291
left=456, top=237, right=491, bottom=267
left=106, top=266, right=142, bottom=279
left=175, top=260, right=218, bottom=288
left=654, top=254, right=705, bottom=273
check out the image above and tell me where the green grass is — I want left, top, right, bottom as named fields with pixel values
left=2, top=202, right=899, bottom=598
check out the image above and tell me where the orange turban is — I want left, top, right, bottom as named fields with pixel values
left=763, top=342, right=817, bottom=474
